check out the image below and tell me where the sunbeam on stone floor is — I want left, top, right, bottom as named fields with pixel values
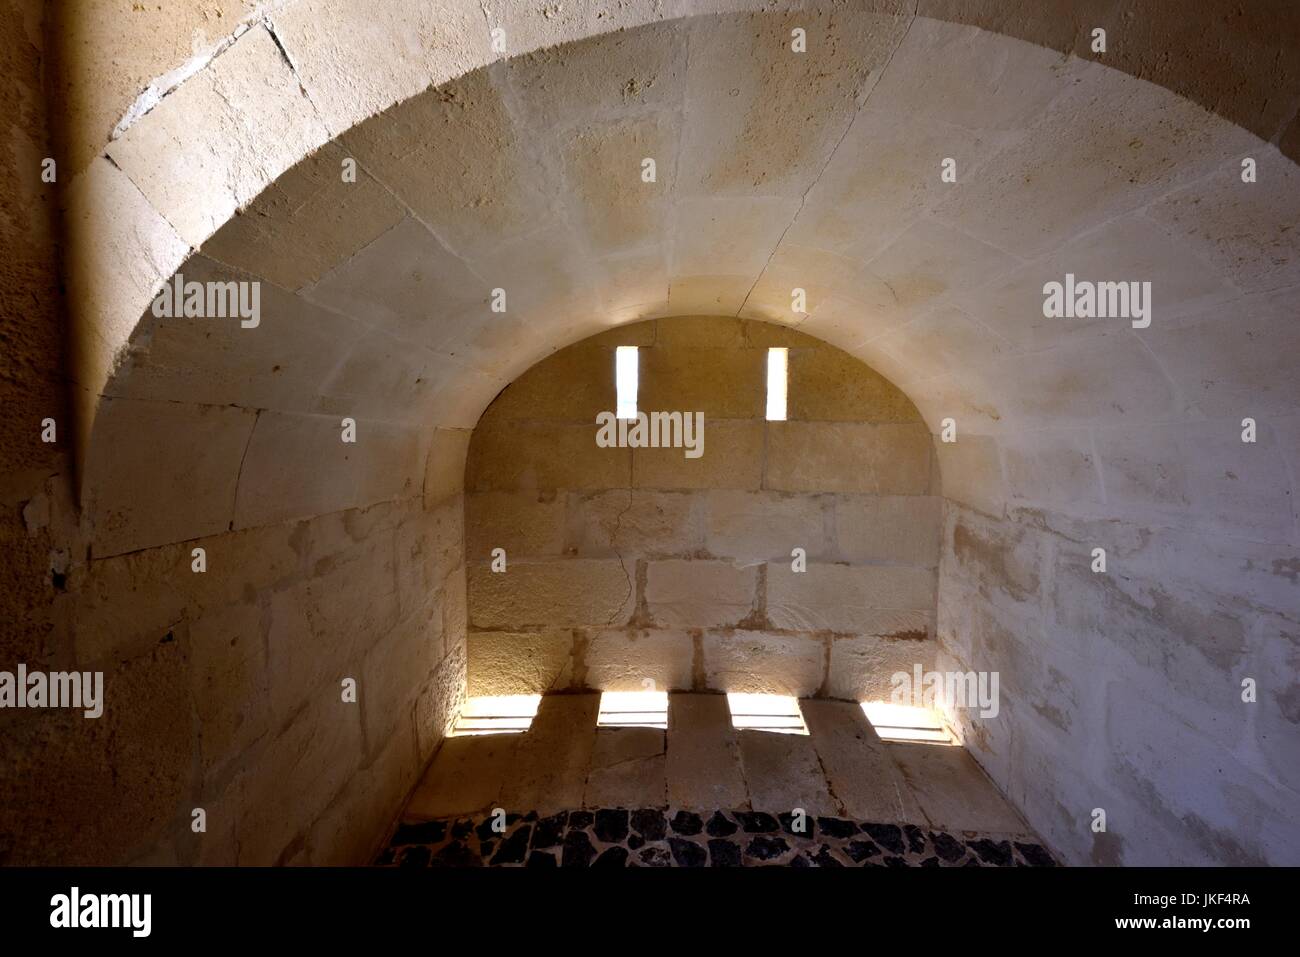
left=385, top=692, right=1053, bottom=867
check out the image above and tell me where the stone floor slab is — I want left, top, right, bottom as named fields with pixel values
left=404, top=733, right=521, bottom=820
left=885, top=741, right=1031, bottom=834
left=496, top=694, right=600, bottom=815
left=583, top=727, right=667, bottom=807
left=802, top=698, right=925, bottom=824
left=736, top=727, right=838, bottom=817
left=666, top=692, right=749, bottom=809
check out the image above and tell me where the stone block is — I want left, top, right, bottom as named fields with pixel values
left=677, top=10, right=909, bottom=198
left=111, top=255, right=369, bottom=414
left=632, top=419, right=763, bottom=490
left=232, top=411, right=424, bottom=529
left=566, top=489, right=704, bottom=557
left=1096, top=420, right=1294, bottom=544
left=931, top=56, right=1255, bottom=260
left=1146, top=146, right=1300, bottom=295
left=307, top=719, right=420, bottom=865
left=737, top=727, right=837, bottom=817
left=106, top=26, right=330, bottom=247
left=935, top=434, right=1006, bottom=516
left=502, top=23, right=686, bottom=136
left=466, top=490, right=566, bottom=558
left=802, top=698, right=922, bottom=822
left=787, top=340, right=925, bottom=423
left=477, top=341, right=618, bottom=425
left=563, top=112, right=677, bottom=254
left=638, top=341, right=766, bottom=419
left=269, top=0, right=492, bottom=137
left=190, top=601, right=270, bottom=778
left=583, top=728, right=667, bottom=808
left=404, top=732, right=521, bottom=820
left=200, top=142, right=406, bottom=291
left=496, top=693, right=599, bottom=815
left=701, top=631, right=825, bottom=697
left=767, top=563, right=937, bottom=632
left=339, top=70, right=548, bottom=261
left=360, top=610, right=444, bottom=751
left=826, top=633, right=938, bottom=702
left=236, top=695, right=365, bottom=864
left=705, top=489, right=828, bottom=561
left=467, top=422, right=631, bottom=492
left=670, top=197, right=801, bottom=277
left=765, top=421, right=933, bottom=494
left=666, top=693, right=749, bottom=809
left=413, top=643, right=466, bottom=759
left=265, top=531, right=398, bottom=717
left=468, top=559, right=634, bottom=629
left=1000, top=430, right=1105, bottom=511
left=83, top=397, right=257, bottom=557
left=467, top=630, right=574, bottom=696
left=886, top=741, right=1029, bottom=834
left=582, top=629, right=695, bottom=692
left=833, top=494, right=941, bottom=566
left=645, top=559, right=757, bottom=628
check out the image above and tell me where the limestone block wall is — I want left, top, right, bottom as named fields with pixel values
left=2, top=477, right=466, bottom=865
left=12, top=0, right=1298, bottom=870
left=927, top=380, right=1300, bottom=870
left=465, top=316, right=941, bottom=699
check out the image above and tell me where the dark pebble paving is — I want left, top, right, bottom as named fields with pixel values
left=670, top=810, right=703, bottom=835
left=668, top=837, right=708, bottom=867
left=631, top=808, right=667, bottom=841
left=379, top=806, right=1058, bottom=868
left=705, top=810, right=738, bottom=837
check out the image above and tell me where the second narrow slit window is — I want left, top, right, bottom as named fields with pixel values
left=616, top=345, right=638, bottom=420
left=766, top=347, right=788, bottom=421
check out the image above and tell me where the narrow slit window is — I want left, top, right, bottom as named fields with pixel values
left=766, top=347, right=788, bottom=421
left=616, top=346, right=639, bottom=420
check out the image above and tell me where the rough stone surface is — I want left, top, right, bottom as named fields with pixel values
left=15, top=2, right=1300, bottom=870
left=465, top=316, right=939, bottom=698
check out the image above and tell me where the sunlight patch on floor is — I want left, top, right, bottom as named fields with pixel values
left=450, top=695, right=541, bottom=736
left=727, top=693, right=809, bottom=735
left=861, top=701, right=957, bottom=745
left=597, top=690, right=669, bottom=729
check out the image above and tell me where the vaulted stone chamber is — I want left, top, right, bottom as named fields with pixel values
left=4, top=1, right=1298, bottom=868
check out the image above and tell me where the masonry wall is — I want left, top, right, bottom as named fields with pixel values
left=3, top=474, right=466, bottom=865
left=3, top=33, right=472, bottom=860
left=465, top=316, right=940, bottom=700
left=933, top=436, right=1300, bottom=867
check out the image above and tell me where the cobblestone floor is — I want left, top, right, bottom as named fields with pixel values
left=378, top=807, right=1056, bottom=867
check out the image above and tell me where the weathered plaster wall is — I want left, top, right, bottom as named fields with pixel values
left=465, top=316, right=940, bottom=699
